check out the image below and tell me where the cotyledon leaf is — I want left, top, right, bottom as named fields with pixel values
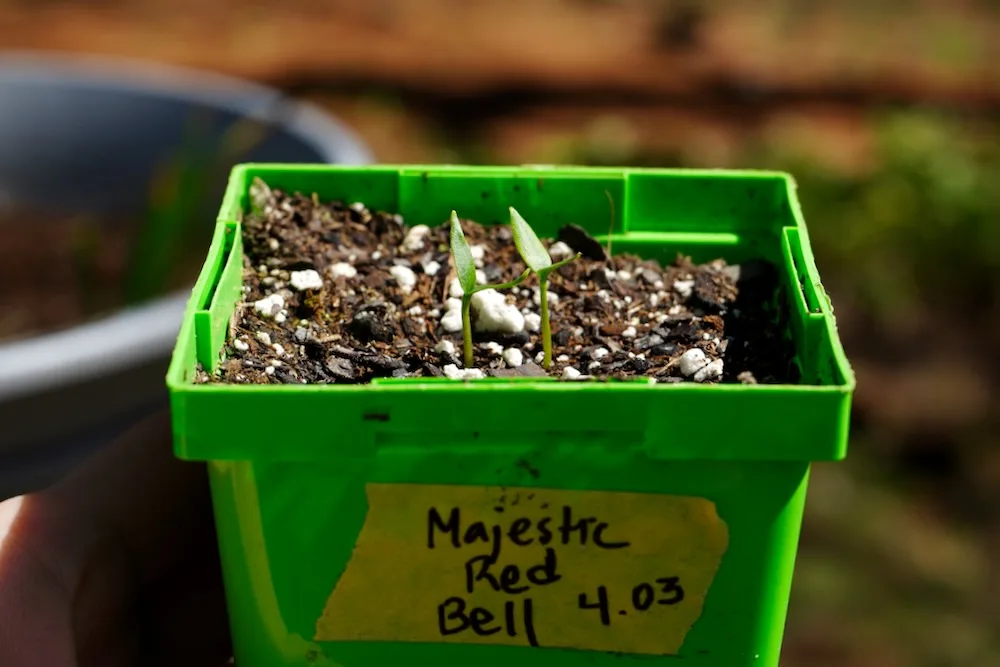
left=449, top=210, right=478, bottom=294
left=510, top=206, right=552, bottom=273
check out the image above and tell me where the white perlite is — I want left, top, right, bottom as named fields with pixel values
left=440, top=295, right=464, bottom=332
left=423, top=260, right=441, bottom=276
left=693, top=359, right=724, bottom=383
left=255, top=331, right=272, bottom=346
left=674, top=279, right=695, bottom=299
left=434, top=339, right=456, bottom=356
left=591, top=347, right=609, bottom=360
left=535, top=351, right=545, bottom=364
left=390, top=265, right=417, bottom=293
left=443, top=364, right=485, bottom=380
left=471, top=289, right=524, bottom=334
left=562, top=366, right=582, bottom=380
left=532, top=287, right=558, bottom=307
left=524, top=312, right=542, bottom=333
left=448, top=278, right=464, bottom=298
left=548, top=241, right=574, bottom=262
left=440, top=308, right=463, bottom=333
left=621, top=326, right=637, bottom=338
left=678, top=348, right=706, bottom=376
left=289, top=269, right=323, bottom=291
left=678, top=347, right=723, bottom=382
left=485, top=342, right=504, bottom=356
left=408, top=305, right=424, bottom=317
left=253, top=294, right=284, bottom=318
left=470, top=244, right=486, bottom=268
left=233, top=339, right=249, bottom=352
left=588, top=360, right=602, bottom=371
left=400, top=225, right=430, bottom=253
left=502, top=348, right=523, bottom=367
left=329, top=262, right=357, bottom=279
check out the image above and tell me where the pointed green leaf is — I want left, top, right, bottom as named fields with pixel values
left=449, top=211, right=477, bottom=294
left=509, top=207, right=552, bottom=273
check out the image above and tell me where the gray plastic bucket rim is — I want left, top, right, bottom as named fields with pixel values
left=0, top=51, right=373, bottom=401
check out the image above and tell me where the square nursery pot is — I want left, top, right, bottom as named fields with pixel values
left=167, top=165, right=855, bottom=667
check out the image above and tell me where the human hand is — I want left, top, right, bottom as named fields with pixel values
left=0, top=411, right=232, bottom=667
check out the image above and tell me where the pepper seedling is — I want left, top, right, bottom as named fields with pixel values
left=449, top=211, right=530, bottom=368
left=509, top=207, right=581, bottom=369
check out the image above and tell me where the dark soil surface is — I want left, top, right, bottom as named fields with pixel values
left=0, top=210, right=135, bottom=342
left=0, top=207, right=204, bottom=343
left=201, top=180, right=796, bottom=385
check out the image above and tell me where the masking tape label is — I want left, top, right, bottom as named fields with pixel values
left=316, top=483, right=729, bottom=655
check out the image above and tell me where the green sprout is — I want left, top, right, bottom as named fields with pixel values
left=449, top=211, right=530, bottom=368
left=509, top=207, right=581, bottom=369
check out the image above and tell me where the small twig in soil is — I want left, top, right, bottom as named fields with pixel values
left=604, top=188, right=615, bottom=268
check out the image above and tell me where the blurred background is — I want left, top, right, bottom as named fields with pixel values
left=1, top=1, right=998, bottom=665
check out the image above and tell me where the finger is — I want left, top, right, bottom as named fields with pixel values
left=1, top=410, right=218, bottom=666
left=73, top=532, right=140, bottom=667
left=44, top=410, right=219, bottom=662
left=0, top=495, right=77, bottom=666
left=45, top=410, right=213, bottom=584
left=137, top=537, right=233, bottom=667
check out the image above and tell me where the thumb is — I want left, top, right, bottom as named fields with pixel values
left=0, top=495, right=77, bottom=666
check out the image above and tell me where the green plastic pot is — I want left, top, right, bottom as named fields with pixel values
left=167, top=164, right=854, bottom=667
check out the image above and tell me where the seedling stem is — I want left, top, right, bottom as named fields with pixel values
left=508, top=207, right=581, bottom=369
left=449, top=211, right=530, bottom=368
left=539, top=280, right=552, bottom=368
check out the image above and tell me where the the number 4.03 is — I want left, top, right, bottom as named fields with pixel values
left=578, top=577, right=685, bottom=626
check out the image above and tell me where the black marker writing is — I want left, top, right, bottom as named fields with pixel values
left=437, top=597, right=539, bottom=646
left=464, top=547, right=562, bottom=594
left=578, top=577, right=686, bottom=626
left=427, top=505, right=629, bottom=560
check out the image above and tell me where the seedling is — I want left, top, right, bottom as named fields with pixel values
left=509, top=207, right=581, bottom=369
left=449, top=211, right=530, bottom=368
